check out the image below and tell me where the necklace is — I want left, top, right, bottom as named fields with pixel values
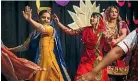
left=105, top=22, right=119, bottom=39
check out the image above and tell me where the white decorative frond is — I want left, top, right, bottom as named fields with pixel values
left=73, top=5, right=84, bottom=14
left=85, top=0, right=93, bottom=10
left=67, top=0, right=101, bottom=29
left=68, top=22, right=80, bottom=29
left=86, top=9, right=92, bottom=26
left=73, top=5, right=87, bottom=27
left=80, top=0, right=86, bottom=13
left=77, top=13, right=86, bottom=27
left=67, top=10, right=84, bottom=27
left=91, top=2, right=97, bottom=12
left=95, top=6, right=100, bottom=13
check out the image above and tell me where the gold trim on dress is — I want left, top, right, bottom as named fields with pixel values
left=107, top=66, right=129, bottom=75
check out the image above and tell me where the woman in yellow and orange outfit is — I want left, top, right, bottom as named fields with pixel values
left=10, top=6, right=70, bottom=81
left=23, top=6, right=65, bottom=81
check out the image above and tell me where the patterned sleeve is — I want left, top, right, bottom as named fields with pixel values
left=10, top=31, right=34, bottom=52
left=117, top=30, right=137, bottom=53
left=121, top=21, right=128, bottom=29
left=11, top=37, right=31, bottom=52
left=64, top=27, right=83, bottom=35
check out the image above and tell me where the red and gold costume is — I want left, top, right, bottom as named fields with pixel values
left=104, top=21, right=130, bottom=76
left=74, top=16, right=108, bottom=81
left=75, top=26, right=108, bottom=81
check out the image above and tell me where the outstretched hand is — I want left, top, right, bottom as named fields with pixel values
left=23, top=6, right=32, bottom=21
left=53, top=14, right=59, bottom=23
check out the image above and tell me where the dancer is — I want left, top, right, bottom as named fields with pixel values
left=103, top=6, right=129, bottom=81
left=10, top=6, right=71, bottom=81
left=53, top=12, right=108, bottom=81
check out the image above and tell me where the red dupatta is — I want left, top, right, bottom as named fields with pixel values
left=1, top=46, right=42, bottom=81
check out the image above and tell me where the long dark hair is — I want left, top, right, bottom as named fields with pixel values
left=91, top=12, right=103, bottom=19
left=91, top=12, right=104, bottom=30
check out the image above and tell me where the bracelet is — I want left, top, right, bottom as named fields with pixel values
left=63, top=28, right=72, bottom=34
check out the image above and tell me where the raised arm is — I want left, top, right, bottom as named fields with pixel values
left=23, top=6, right=46, bottom=34
left=53, top=14, right=83, bottom=35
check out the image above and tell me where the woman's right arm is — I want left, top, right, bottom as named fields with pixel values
left=23, top=6, right=46, bottom=34
left=53, top=14, right=82, bottom=35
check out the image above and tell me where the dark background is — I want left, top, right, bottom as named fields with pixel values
left=1, top=1, right=138, bottom=81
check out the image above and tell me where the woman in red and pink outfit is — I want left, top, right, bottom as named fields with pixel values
left=103, top=6, right=130, bottom=81
left=53, top=12, right=108, bottom=81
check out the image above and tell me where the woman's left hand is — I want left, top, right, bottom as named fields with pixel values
left=53, top=14, right=60, bottom=23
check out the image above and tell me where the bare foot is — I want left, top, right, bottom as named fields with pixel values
left=76, top=71, right=98, bottom=81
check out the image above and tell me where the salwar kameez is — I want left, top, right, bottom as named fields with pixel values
left=34, top=25, right=64, bottom=81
